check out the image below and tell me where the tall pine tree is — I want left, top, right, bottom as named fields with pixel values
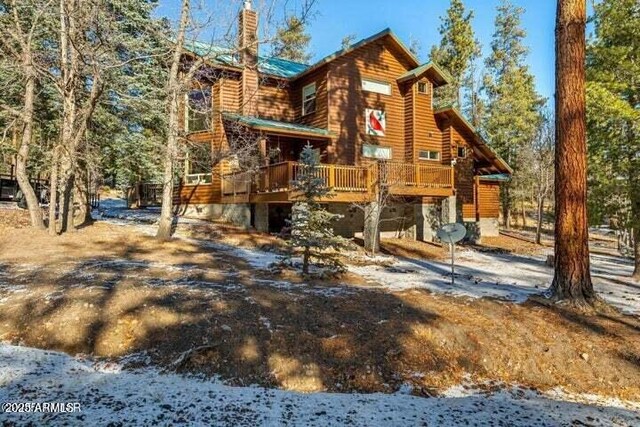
left=551, top=0, right=595, bottom=302
left=272, top=16, right=311, bottom=63
left=483, top=0, right=544, bottom=228
left=430, top=0, right=481, bottom=109
left=587, top=0, right=640, bottom=280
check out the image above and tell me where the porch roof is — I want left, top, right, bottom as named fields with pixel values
left=222, top=113, right=334, bottom=139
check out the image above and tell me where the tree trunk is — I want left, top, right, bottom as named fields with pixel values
left=550, top=0, right=595, bottom=303
left=521, top=199, right=526, bottom=228
left=632, top=227, right=640, bottom=281
left=502, top=185, right=511, bottom=229
left=302, top=247, right=310, bottom=275
left=75, top=165, right=93, bottom=226
left=535, top=196, right=544, bottom=245
left=15, top=65, right=45, bottom=230
left=156, top=0, right=190, bottom=240
left=60, top=168, right=76, bottom=233
left=48, top=145, right=60, bottom=236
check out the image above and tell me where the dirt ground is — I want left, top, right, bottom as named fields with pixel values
left=1, top=208, right=639, bottom=402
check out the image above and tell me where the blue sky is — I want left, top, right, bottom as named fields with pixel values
left=156, top=1, right=596, bottom=102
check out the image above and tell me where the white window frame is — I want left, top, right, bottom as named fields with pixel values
left=184, top=151, right=212, bottom=185
left=418, top=150, right=440, bottom=161
left=457, top=146, right=467, bottom=159
left=302, top=82, right=317, bottom=116
left=362, top=78, right=392, bottom=96
left=417, top=81, right=429, bottom=95
left=362, top=144, right=392, bottom=160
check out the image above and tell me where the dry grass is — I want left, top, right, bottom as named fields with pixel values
left=0, top=211, right=639, bottom=401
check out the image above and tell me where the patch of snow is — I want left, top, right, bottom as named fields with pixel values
left=251, top=279, right=359, bottom=298
left=349, top=248, right=640, bottom=315
left=200, top=240, right=280, bottom=270
left=1, top=344, right=639, bottom=426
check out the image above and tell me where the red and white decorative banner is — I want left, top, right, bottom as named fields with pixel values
left=365, top=109, right=386, bottom=137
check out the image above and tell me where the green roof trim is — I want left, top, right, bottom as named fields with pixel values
left=479, top=174, right=511, bottom=182
left=397, top=62, right=452, bottom=87
left=223, top=113, right=333, bottom=138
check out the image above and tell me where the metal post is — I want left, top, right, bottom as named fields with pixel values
left=451, top=242, right=455, bottom=286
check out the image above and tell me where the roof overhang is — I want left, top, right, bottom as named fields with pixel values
left=479, top=174, right=511, bottom=182
left=397, top=62, right=451, bottom=87
left=290, top=28, right=420, bottom=81
left=435, top=107, right=513, bottom=175
left=223, top=113, right=334, bottom=140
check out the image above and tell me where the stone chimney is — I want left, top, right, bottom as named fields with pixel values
left=239, top=0, right=258, bottom=116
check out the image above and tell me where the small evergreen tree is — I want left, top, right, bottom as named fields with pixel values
left=286, top=144, right=350, bottom=275
left=272, top=16, right=312, bottom=63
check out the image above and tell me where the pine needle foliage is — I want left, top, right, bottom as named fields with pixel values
left=285, top=144, right=351, bottom=276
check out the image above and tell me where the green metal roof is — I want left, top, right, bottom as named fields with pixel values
left=184, top=41, right=309, bottom=79
left=184, top=28, right=420, bottom=80
left=223, top=113, right=332, bottom=137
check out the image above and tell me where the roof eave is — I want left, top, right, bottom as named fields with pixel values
left=435, top=107, right=513, bottom=175
left=397, top=62, right=452, bottom=87
left=222, top=113, right=335, bottom=140
left=290, top=28, right=420, bottom=81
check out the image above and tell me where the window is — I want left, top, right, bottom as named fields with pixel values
left=417, top=81, right=429, bottom=94
left=184, top=143, right=212, bottom=184
left=457, top=146, right=467, bottom=158
left=362, top=78, right=391, bottom=95
left=186, top=89, right=211, bottom=133
left=302, top=82, right=316, bottom=115
left=363, top=144, right=392, bottom=160
left=418, top=150, right=440, bottom=161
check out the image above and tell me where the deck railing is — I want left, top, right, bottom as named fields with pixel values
left=380, top=162, right=453, bottom=188
left=222, top=161, right=453, bottom=196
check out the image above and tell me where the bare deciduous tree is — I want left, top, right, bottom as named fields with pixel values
left=0, top=0, right=52, bottom=230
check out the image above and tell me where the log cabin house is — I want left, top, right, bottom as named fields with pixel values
left=175, top=0, right=511, bottom=242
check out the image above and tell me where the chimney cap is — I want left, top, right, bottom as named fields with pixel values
left=243, top=0, right=252, bottom=10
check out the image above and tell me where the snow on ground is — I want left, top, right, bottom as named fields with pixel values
left=90, top=198, right=640, bottom=315
left=349, top=249, right=640, bottom=315
left=1, top=344, right=638, bottom=427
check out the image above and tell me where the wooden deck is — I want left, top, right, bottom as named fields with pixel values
left=221, top=161, right=454, bottom=203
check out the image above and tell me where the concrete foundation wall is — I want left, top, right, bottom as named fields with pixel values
left=379, top=204, right=416, bottom=239
left=179, top=203, right=251, bottom=228
left=329, top=204, right=363, bottom=238
left=478, top=218, right=500, bottom=237
left=254, top=203, right=269, bottom=233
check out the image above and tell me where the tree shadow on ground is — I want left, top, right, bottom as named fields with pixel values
left=0, top=221, right=639, bottom=401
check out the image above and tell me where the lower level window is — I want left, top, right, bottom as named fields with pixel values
left=184, top=144, right=212, bottom=184
left=418, top=150, right=440, bottom=161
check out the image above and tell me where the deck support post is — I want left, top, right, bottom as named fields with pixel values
left=364, top=201, right=380, bottom=252
left=415, top=203, right=439, bottom=242
left=442, top=195, right=457, bottom=224
left=254, top=203, right=269, bottom=233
